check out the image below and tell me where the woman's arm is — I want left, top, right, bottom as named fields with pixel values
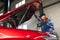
left=34, top=14, right=41, bottom=22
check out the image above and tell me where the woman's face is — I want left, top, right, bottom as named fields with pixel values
left=41, top=15, right=48, bottom=22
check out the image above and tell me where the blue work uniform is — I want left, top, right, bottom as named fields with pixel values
left=41, top=19, right=54, bottom=34
left=34, top=14, right=55, bottom=34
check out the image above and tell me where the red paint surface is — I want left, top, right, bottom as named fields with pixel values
left=0, top=26, right=49, bottom=40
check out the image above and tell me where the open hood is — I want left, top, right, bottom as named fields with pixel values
left=0, top=0, right=39, bottom=27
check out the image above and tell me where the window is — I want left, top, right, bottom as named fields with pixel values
left=0, top=13, right=3, bottom=16
left=22, top=24, right=27, bottom=29
left=15, top=0, right=25, bottom=8
left=18, top=24, right=27, bottom=29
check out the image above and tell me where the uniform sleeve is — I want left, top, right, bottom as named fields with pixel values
left=47, top=19, right=54, bottom=30
left=34, top=14, right=42, bottom=27
left=34, top=14, right=41, bottom=22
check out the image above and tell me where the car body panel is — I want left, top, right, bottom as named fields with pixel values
left=0, top=26, right=49, bottom=40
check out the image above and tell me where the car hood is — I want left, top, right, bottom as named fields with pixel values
left=0, top=26, right=49, bottom=40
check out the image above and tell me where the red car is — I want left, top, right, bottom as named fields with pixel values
left=0, top=26, right=50, bottom=40
left=0, top=0, right=58, bottom=40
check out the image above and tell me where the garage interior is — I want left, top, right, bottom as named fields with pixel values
left=0, top=0, right=60, bottom=40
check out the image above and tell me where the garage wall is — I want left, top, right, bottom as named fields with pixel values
left=11, top=0, right=60, bottom=10
left=11, top=0, right=22, bottom=9
left=43, top=0, right=60, bottom=6
left=25, top=0, right=32, bottom=3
